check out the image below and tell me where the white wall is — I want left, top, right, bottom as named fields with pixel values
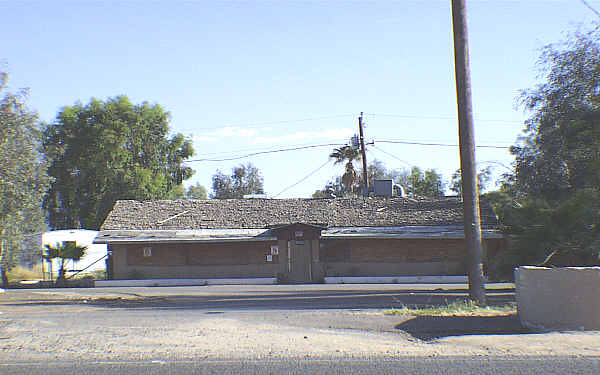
left=42, top=230, right=107, bottom=276
left=516, top=266, right=600, bottom=330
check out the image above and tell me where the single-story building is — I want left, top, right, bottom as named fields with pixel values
left=94, top=197, right=504, bottom=283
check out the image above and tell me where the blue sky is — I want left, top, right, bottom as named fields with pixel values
left=2, top=1, right=599, bottom=198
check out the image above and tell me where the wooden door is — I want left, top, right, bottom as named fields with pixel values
left=287, top=240, right=312, bottom=283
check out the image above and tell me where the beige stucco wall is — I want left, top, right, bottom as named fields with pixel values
left=516, top=266, right=600, bottom=330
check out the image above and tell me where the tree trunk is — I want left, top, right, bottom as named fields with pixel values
left=1, top=266, right=8, bottom=289
left=0, top=236, right=8, bottom=288
left=55, top=259, right=66, bottom=287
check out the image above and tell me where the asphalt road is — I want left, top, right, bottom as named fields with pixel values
left=3, top=283, right=516, bottom=310
left=3, top=357, right=599, bottom=375
left=2, top=284, right=598, bottom=374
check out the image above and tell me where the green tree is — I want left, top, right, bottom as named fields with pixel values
left=449, top=166, right=492, bottom=196
left=329, top=145, right=361, bottom=166
left=366, top=159, right=410, bottom=189
left=489, top=25, right=600, bottom=277
left=312, top=176, right=344, bottom=198
left=43, top=242, right=87, bottom=284
left=185, top=182, right=208, bottom=199
left=168, top=182, right=208, bottom=200
left=0, top=71, right=50, bottom=287
left=43, top=96, right=194, bottom=230
left=211, top=163, right=264, bottom=199
left=314, top=160, right=445, bottom=198
left=511, top=26, right=600, bottom=201
left=330, top=145, right=362, bottom=193
left=407, top=167, right=444, bottom=197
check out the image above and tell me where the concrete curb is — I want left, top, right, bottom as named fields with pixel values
left=324, top=276, right=469, bottom=284
left=95, top=278, right=277, bottom=287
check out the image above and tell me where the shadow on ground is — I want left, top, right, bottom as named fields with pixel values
left=396, top=314, right=533, bottom=340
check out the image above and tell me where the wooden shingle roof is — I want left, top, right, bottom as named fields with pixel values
left=99, top=197, right=498, bottom=230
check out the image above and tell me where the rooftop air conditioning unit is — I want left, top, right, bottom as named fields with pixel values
left=373, top=179, right=393, bottom=197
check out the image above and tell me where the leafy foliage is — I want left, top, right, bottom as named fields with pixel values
left=43, top=242, right=87, bottom=281
left=43, top=96, right=194, bottom=230
left=489, top=189, right=600, bottom=278
left=366, top=159, right=408, bottom=188
left=211, top=163, right=264, bottom=199
left=490, top=26, right=600, bottom=276
left=449, top=167, right=492, bottom=196
left=406, top=167, right=444, bottom=198
left=169, top=182, right=208, bottom=200
left=329, top=145, right=361, bottom=165
left=313, top=160, right=444, bottom=198
left=312, top=176, right=345, bottom=198
left=184, top=182, right=208, bottom=199
left=0, top=71, right=50, bottom=286
left=329, top=145, right=362, bottom=193
left=511, top=26, right=600, bottom=201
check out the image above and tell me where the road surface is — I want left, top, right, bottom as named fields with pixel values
left=1, top=284, right=599, bottom=374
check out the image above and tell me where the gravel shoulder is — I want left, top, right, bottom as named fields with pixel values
left=1, top=288, right=599, bottom=362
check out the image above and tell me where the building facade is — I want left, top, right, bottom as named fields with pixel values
left=94, top=197, right=504, bottom=283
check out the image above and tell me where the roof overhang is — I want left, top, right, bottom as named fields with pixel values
left=94, top=225, right=503, bottom=244
left=322, top=226, right=503, bottom=239
left=93, top=229, right=277, bottom=244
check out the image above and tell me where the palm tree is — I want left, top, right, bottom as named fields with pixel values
left=330, top=146, right=361, bottom=193
left=329, top=145, right=361, bottom=166
left=43, top=242, right=87, bottom=284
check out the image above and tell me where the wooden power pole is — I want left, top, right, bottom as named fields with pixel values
left=358, top=112, right=369, bottom=196
left=451, top=0, right=486, bottom=304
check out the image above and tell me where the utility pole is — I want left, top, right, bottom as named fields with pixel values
left=358, top=112, right=369, bottom=196
left=451, top=0, right=486, bottom=304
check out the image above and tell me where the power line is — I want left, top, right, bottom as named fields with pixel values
left=190, top=114, right=355, bottom=131
left=376, top=139, right=510, bottom=149
left=370, top=145, right=413, bottom=167
left=272, top=159, right=333, bottom=198
left=192, top=140, right=351, bottom=158
left=182, top=111, right=523, bottom=134
left=183, top=143, right=345, bottom=162
left=366, top=112, right=523, bottom=125
left=580, top=0, right=600, bottom=18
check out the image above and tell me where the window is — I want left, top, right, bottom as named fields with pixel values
left=142, top=247, right=152, bottom=257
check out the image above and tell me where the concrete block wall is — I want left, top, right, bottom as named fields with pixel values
left=516, top=266, right=600, bottom=330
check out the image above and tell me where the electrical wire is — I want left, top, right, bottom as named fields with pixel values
left=191, top=140, right=352, bottom=158
left=191, top=114, right=355, bottom=131
left=580, top=0, right=600, bottom=18
left=272, top=159, right=333, bottom=198
left=184, top=111, right=523, bottom=134
left=370, top=145, right=413, bottom=167
left=183, top=143, right=346, bottom=162
left=366, top=112, right=523, bottom=125
left=376, top=139, right=510, bottom=149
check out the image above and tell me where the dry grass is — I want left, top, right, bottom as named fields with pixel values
left=7, top=264, right=45, bottom=282
left=386, top=300, right=517, bottom=317
left=70, top=269, right=106, bottom=280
